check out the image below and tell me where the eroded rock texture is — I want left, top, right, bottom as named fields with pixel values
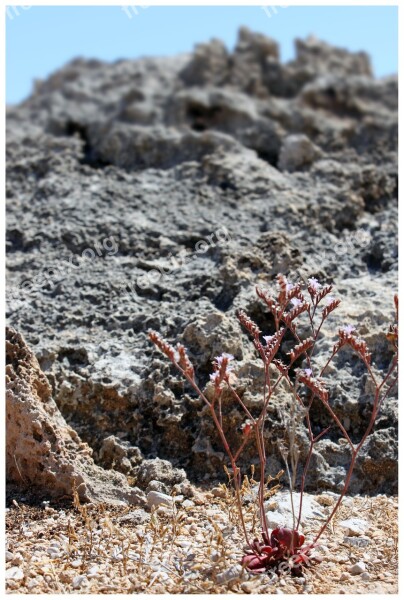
left=6, top=30, right=397, bottom=495
left=6, top=327, right=145, bottom=505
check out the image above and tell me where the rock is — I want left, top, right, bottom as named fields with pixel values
left=147, top=491, right=173, bottom=508
left=265, top=491, right=325, bottom=530
left=211, top=486, right=227, bottom=498
left=99, top=435, right=143, bottom=474
left=316, top=493, right=336, bottom=506
left=216, top=564, right=246, bottom=585
left=6, top=27, right=397, bottom=496
left=5, top=567, right=24, bottom=580
left=296, top=36, right=372, bottom=77
left=182, top=499, right=194, bottom=508
left=136, top=458, right=187, bottom=490
left=6, top=327, right=146, bottom=506
left=117, top=509, right=150, bottom=525
left=72, top=575, right=88, bottom=589
left=278, top=134, right=322, bottom=172
left=172, top=480, right=197, bottom=498
left=71, top=559, right=82, bottom=568
left=349, top=561, right=367, bottom=575
left=339, top=517, right=369, bottom=536
left=179, top=38, right=229, bottom=87
left=230, top=26, right=279, bottom=96
left=87, top=565, right=99, bottom=577
left=241, top=581, right=260, bottom=593
left=343, top=536, right=371, bottom=548
left=146, top=480, right=169, bottom=495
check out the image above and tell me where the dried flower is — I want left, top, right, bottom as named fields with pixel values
left=283, top=301, right=310, bottom=325
left=289, top=338, right=314, bottom=363
left=340, top=324, right=356, bottom=337
left=308, top=277, right=321, bottom=291
left=211, top=352, right=235, bottom=387
left=273, top=359, right=288, bottom=375
left=322, top=297, right=341, bottom=319
left=176, top=343, right=195, bottom=378
left=277, top=274, right=289, bottom=304
left=264, top=328, right=285, bottom=363
left=237, top=309, right=261, bottom=339
left=315, top=285, right=333, bottom=303
left=256, top=287, right=276, bottom=311
left=298, top=370, right=329, bottom=402
left=214, top=352, right=234, bottom=367
left=290, top=298, right=303, bottom=307
left=148, top=331, right=176, bottom=362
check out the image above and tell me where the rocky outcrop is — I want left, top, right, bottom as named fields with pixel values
left=6, top=327, right=145, bottom=505
left=6, top=29, right=397, bottom=495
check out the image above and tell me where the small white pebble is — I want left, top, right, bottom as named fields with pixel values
left=147, top=491, right=173, bottom=508
left=71, top=559, right=82, bottom=568
left=361, top=572, right=371, bottom=581
left=87, top=565, right=99, bottom=577
left=349, top=561, right=367, bottom=575
left=6, top=551, right=14, bottom=562
left=72, top=575, right=87, bottom=589
left=5, top=566, right=24, bottom=580
left=339, top=518, right=368, bottom=537
left=216, top=564, right=245, bottom=585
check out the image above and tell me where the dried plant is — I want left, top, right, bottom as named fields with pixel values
left=149, top=275, right=398, bottom=574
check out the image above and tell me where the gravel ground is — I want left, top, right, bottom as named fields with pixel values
left=5, top=485, right=397, bottom=594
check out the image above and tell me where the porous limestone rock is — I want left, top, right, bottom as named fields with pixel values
left=6, top=28, right=397, bottom=494
left=6, top=327, right=145, bottom=505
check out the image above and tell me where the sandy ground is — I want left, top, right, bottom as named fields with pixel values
left=5, top=484, right=397, bottom=595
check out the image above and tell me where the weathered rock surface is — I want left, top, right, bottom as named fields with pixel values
left=136, top=458, right=187, bottom=489
left=6, top=29, right=397, bottom=495
left=264, top=491, right=326, bottom=532
left=6, top=327, right=145, bottom=505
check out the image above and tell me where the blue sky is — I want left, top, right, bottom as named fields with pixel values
left=6, top=5, right=398, bottom=105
